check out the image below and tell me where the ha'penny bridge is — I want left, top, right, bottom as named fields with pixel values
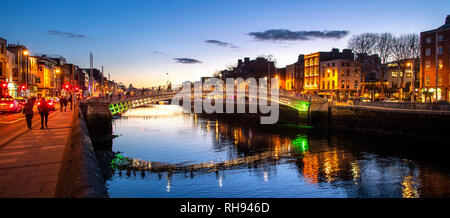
left=84, top=90, right=330, bottom=117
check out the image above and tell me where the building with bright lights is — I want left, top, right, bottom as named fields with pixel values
left=304, top=48, right=355, bottom=96
left=420, top=15, right=450, bottom=102
left=385, top=59, right=420, bottom=99
left=320, top=58, right=360, bottom=100
left=36, top=56, right=57, bottom=98
left=6, top=44, right=38, bottom=97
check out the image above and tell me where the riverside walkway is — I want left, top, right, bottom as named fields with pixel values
left=0, top=106, right=73, bottom=198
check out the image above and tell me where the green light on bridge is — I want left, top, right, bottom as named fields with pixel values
left=292, top=101, right=310, bottom=112
left=291, top=135, right=309, bottom=153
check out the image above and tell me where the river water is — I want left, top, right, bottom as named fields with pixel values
left=105, top=104, right=450, bottom=198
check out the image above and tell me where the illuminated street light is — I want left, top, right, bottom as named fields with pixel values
left=23, top=50, right=29, bottom=56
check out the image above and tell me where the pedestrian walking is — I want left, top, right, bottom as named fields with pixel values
left=23, top=98, right=34, bottom=129
left=68, top=94, right=73, bottom=110
left=60, top=96, right=68, bottom=112
left=59, top=96, right=65, bottom=112
left=38, top=97, right=50, bottom=129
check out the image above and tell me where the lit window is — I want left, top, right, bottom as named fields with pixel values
left=439, top=59, right=443, bottom=69
left=425, top=61, right=431, bottom=69
left=425, top=75, right=430, bottom=86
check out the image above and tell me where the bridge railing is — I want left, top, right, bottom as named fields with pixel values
left=84, top=91, right=179, bottom=104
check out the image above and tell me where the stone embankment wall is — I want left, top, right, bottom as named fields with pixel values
left=329, top=105, right=450, bottom=141
left=55, top=104, right=108, bottom=198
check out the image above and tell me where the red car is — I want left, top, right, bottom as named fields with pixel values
left=37, top=100, right=56, bottom=111
left=0, top=98, right=23, bottom=113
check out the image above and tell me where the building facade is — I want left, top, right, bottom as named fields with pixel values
left=420, top=15, right=450, bottom=101
left=0, top=38, right=7, bottom=96
left=304, top=48, right=355, bottom=96
left=320, top=58, right=360, bottom=100
left=285, top=55, right=304, bottom=92
left=36, top=56, right=57, bottom=97
left=274, top=67, right=286, bottom=90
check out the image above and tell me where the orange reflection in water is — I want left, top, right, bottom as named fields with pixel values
left=402, top=175, right=420, bottom=198
left=302, top=154, right=320, bottom=184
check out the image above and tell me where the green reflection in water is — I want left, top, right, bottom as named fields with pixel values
left=291, top=135, right=309, bottom=153
left=111, top=153, right=130, bottom=169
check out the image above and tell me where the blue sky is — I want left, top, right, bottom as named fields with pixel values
left=0, top=0, right=449, bottom=87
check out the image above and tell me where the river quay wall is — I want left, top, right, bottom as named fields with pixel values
left=329, top=105, right=450, bottom=141
left=55, top=104, right=108, bottom=198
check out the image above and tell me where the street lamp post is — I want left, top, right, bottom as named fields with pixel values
left=23, top=50, right=29, bottom=98
left=407, top=61, right=415, bottom=102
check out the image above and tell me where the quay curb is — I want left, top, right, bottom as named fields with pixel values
left=0, top=110, right=61, bottom=149
left=55, top=104, right=108, bottom=198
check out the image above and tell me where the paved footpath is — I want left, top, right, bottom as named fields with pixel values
left=0, top=108, right=73, bottom=198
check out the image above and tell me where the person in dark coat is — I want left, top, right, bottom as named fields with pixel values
left=23, top=98, right=35, bottom=129
left=38, top=97, right=50, bottom=129
left=68, top=94, right=73, bottom=110
left=60, top=96, right=68, bottom=112
left=59, top=96, right=64, bottom=111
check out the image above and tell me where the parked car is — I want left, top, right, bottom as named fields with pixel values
left=382, top=98, right=399, bottom=103
left=434, top=100, right=450, bottom=105
left=359, top=97, right=371, bottom=102
left=16, top=98, right=27, bottom=107
left=0, top=98, right=23, bottom=113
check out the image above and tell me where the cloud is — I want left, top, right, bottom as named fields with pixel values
left=173, top=58, right=202, bottom=64
left=46, top=30, right=89, bottom=39
left=152, top=50, right=165, bottom=55
left=248, top=29, right=350, bottom=41
left=205, top=40, right=238, bottom=48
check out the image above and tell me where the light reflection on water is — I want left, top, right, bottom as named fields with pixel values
left=106, top=105, right=450, bottom=198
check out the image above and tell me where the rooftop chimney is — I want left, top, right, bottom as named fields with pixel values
left=244, top=57, right=250, bottom=63
left=446, top=15, right=450, bottom=24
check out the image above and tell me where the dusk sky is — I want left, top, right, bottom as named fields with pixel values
left=1, top=0, right=449, bottom=87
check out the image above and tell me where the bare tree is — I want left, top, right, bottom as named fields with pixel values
left=225, top=63, right=236, bottom=71
left=391, top=34, right=419, bottom=100
left=347, top=33, right=377, bottom=96
left=373, top=33, right=394, bottom=99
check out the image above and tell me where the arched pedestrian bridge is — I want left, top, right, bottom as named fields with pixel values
left=83, top=90, right=329, bottom=117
